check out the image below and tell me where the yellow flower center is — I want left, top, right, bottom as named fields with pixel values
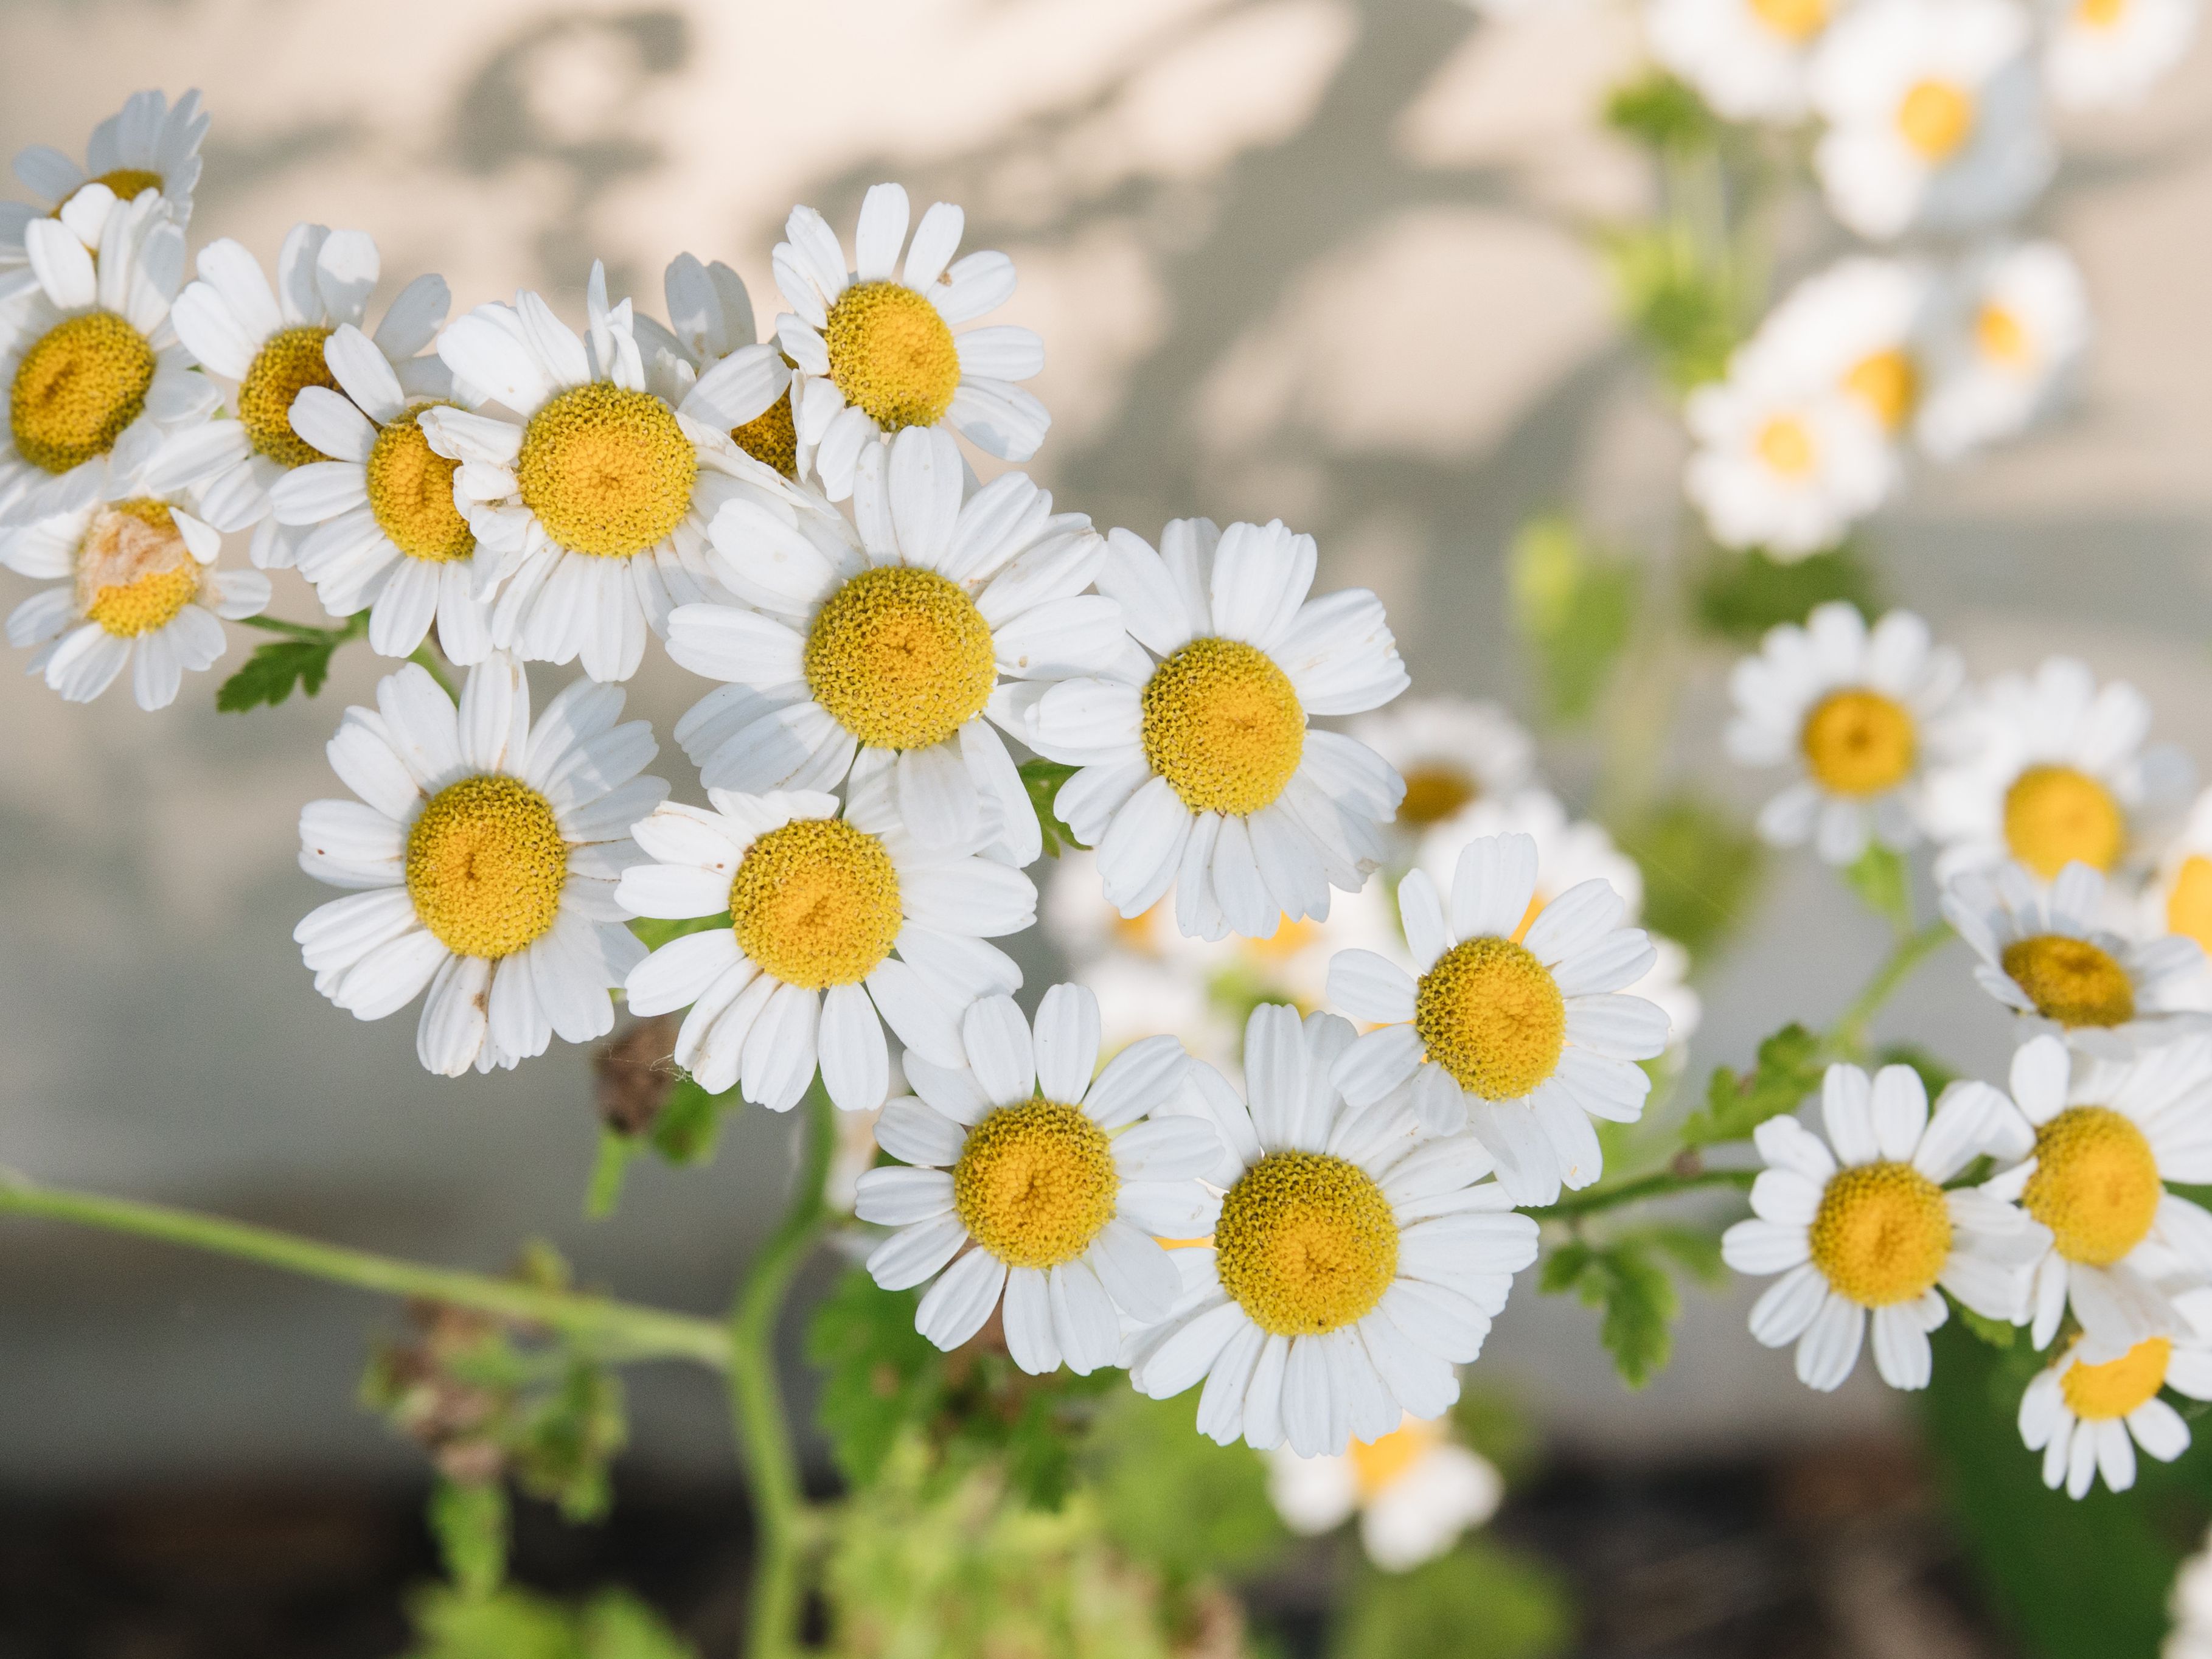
left=366, top=406, right=475, bottom=563
left=1747, top=0, right=1829, bottom=40
left=1977, top=303, right=2035, bottom=369
left=1414, top=936, right=1567, bottom=1101
left=1755, top=414, right=1818, bottom=479
left=2062, top=1337, right=2170, bottom=1421
left=803, top=565, right=997, bottom=751
left=78, top=498, right=198, bottom=637
left=1215, top=1152, right=1399, bottom=1337
left=1807, top=1161, right=1952, bottom=1307
left=57, top=167, right=164, bottom=213
left=731, top=391, right=799, bottom=478
left=2003, top=764, right=2123, bottom=879
left=2002, top=934, right=2135, bottom=1029
left=2165, top=855, right=2212, bottom=953
left=9, top=311, right=156, bottom=475
left=1140, top=637, right=1307, bottom=816
left=951, top=1098, right=1119, bottom=1270
left=515, top=382, right=696, bottom=559
left=1897, top=80, right=1976, bottom=162
left=1800, top=688, right=1917, bottom=796
left=1396, top=763, right=1476, bottom=829
left=2076, top=0, right=2129, bottom=29
left=1349, top=1416, right=1444, bottom=1500
left=822, top=280, right=962, bottom=432
left=728, top=817, right=903, bottom=989
left=405, top=774, right=569, bottom=960
left=1843, top=349, right=1919, bottom=432
left=2023, top=1106, right=2162, bottom=1265
left=237, top=324, right=339, bottom=469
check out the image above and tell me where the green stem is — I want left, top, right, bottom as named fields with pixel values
left=728, top=1083, right=835, bottom=1659
left=238, top=612, right=361, bottom=643
left=408, top=642, right=459, bottom=700
left=0, top=1174, right=729, bottom=1367
left=1826, top=919, right=1953, bottom=1060
left=1526, top=1166, right=1755, bottom=1222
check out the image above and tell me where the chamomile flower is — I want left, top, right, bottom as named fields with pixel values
left=1127, top=1005, right=1537, bottom=1455
left=1684, top=357, right=1897, bottom=557
left=854, top=986, right=1224, bottom=1374
left=1328, top=832, right=1668, bottom=1203
left=2042, top=0, right=2199, bottom=108
left=1726, top=602, right=1966, bottom=864
left=2019, top=1319, right=2212, bottom=1498
left=0, top=187, right=212, bottom=527
left=2143, top=790, right=2212, bottom=999
left=1983, top=1035, right=2212, bottom=1355
left=2, top=476, right=267, bottom=709
left=1918, top=242, right=2090, bottom=462
left=615, top=772, right=1037, bottom=1114
left=773, top=183, right=1047, bottom=500
left=1809, top=0, right=2054, bottom=241
left=1018, top=516, right=1408, bottom=940
left=293, top=652, right=667, bottom=1076
left=1923, top=656, right=2191, bottom=884
left=0, top=89, right=207, bottom=294
left=1645, top=0, right=1840, bottom=122
left=638, top=251, right=798, bottom=479
left=1268, top=1412, right=1504, bottom=1572
left=1348, top=697, right=1536, bottom=851
left=1722, top=1063, right=2042, bottom=1390
left=1942, top=861, right=2210, bottom=1057
left=1744, top=257, right=1939, bottom=442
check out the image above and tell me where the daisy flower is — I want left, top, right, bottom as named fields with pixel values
left=1684, top=355, right=1897, bottom=557
left=0, top=187, right=213, bottom=527
left=1917, top=242, right=2090, bottom=463
left=1809, top=0, right=2054, bottom=242
left=1983, top=1034, right=2212, bottom=1355
left=773, top=182, right=1046, bottom=500
left=1744, top=256, right=1939, bottom=443
left=1328, top=831, right=1668, bottom=1203
left=1725, top=602, right=1966, bottom=864
left=636, top=251, right=798, bottom=481
left=1944, top=862, right=2210, bottom=1058
left=670, top=423, right=1118, bottom=863
left=0, top=88, right=207, bottom=296
left=1127, top=1004, right=1539, bottom=1456
left=2144, top=790, right=2212, bottom=1000
left=1018, top=516, right=1408, bottom=939
left=292, top=652, right=667, bottom=1076
left=2042, top=0, right=2199, bottom=108
left=1644, top=0, right=1840, bottom=122
left=2, top=474, right=268, bottom=709
left=2019, top=1318, right=2212, bottom=1498
left=1722, top=1062, right=2043, bottom=1390
left=1923, top=656, right=2191, bottom=884
left=1268, top=1412, right=1504, bottom=1572
left=614, top=771, right=1037, bottom=1114
left=1348, top=696, right=1536, bottom=850
left=853, top=985, right=1224, bottom=1374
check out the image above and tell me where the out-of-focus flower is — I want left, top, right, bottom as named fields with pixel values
left=1742, top=256, right=1940, bottom=443
left=0, top=89, right=207, bottom=296
left=2167, top=1514, right=2212, bottom=1658
left=1646, top=0, right=1840, bottom=122
left=2143, top=790, right=2212, bottom=1010
left=1685, top=356, right=1897, bottom=557
left=1351, top=697, right=1537, bottom=854
left=1918, top=242, right=2090, bottom=462
left=2042, top=0, right=2199, bottom=108
left=1268, top=1411, right=1504, bottom=1571
left=2020, top=1310, right=2212, bottom=1498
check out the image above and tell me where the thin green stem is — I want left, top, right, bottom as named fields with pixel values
left=1826, top=919, right=1953, bottom=1060
left=0, top=1174, right=729, bottom=1367
left=728, top=1082, right=835, bottom=1659
left=238, top=613, right=361, bottom=643
left=408, top=642, right=459, bottom=700
left=1526, top=1166, right=1755, bottom=1223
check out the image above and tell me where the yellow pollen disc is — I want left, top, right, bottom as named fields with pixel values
left=731, top=390, right=799, bottom=478
left=2001, top=934, right=2136, bottom=1029
left=803, top=565, right=996, bottom=751
left=1843, top=349, right=1919, bottom=432
left=1349, top=1416, right=1442, bottom=1501
left=1141, top=637, right=1307, bottom=816
left=57, top=167, right=164, bottom=214
left=1748, top=0, right=1829, bottom=39
left=367, top=406, right=475, bottom=563
left=728, top=817, right=903, bottom=990
left=822, top=280, right=962, bottom=432
left=1397, top=763, right=1477, bottom=828
left=2062, top=1337, right=2170, bottom=1421
left=1755, top=414, right=1818, bottom=479
left=9, top=311, right=156, bottom=475
left=515, top=381, right=696, bottom=559
left=2023, top=1106, right=2161, bottom=1265
left=1215, top=1152, right=1399, bottom=1337
left=1414, top=936, right=1567, bottom=1101
left=405, top=774, right=569, bottom=960
left=2076, top=0, right=2129, bottom=26
left=2166, top=855, right=2212, bottom=953
left=1977, top=304, right=2035, bottom=369
left=2004, top=763, right=2123, bottom=879
left=1807, top=1161, right=1952, bottom=1307
left=79, top=498, right=198, bottom=637
left=238, top=325, right=339, bottom=468
left=1800, top=688, right=1917, bottom=796
left=1897, top=79, right=1976, bottom=161
left=951, top=1098, right=1119, bottom=1270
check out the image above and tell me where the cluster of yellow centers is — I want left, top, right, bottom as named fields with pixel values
left=516, top=383, right=696, bottom=559
left=10, top=311, right=155, bottom=475
left=1897, top=80, right=1977, bottom=162
left=2003, top=764, right=2123, bottom=878
left=804, top=566, right=996, bottom=751
left=952, top=1098, right=1119, bottom=1269
left=731, top=391, right=799, bottom=478
left=1755, top=414, right=1818, bottom=480
left=1801, top=688, right=1918, bottom=797
left=1843, top=349, right=1920, bottom=433
left=1414, top=936, right=1567, bottom=1101
left=2000, top=934, right=2135, bottom=1028
left=77, top=499, right=198, bottom=638
left=1807, top=1161, right=1953, bottom=1307
left=367, top=405, right=475, bottom=563
left=823, top=281, right=962, bottom=432
left=1748, top=0, right=1828, bottom=38
left=728, top=818, right=903, bottom=989
left=1216, top=1152, right=1399, bottom=1336
left=2062, top=1336, right=2171, bottom=1422
left=1141, top=638, right=1307, bottom=816
left=238, top=325, right=339, bottom=469
left=2022, top=1106, right=2161, bottom=1265
left=405, top=774, right=569, bottom=960
left=1396, top=762, right=1478, bottom=829
left=1348, top=1416, right=1443, bottom=1500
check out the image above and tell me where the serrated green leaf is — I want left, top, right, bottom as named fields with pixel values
left=1694, top=548, right=1882, bottom=643
left=1509, top=516, right=1638, bottom=725
left=807, top=1269, right=942, bottom=1486
left=1845, top=842, right=1911, bottom=931
left=428, top=1477, right=509, bottom=1599
left=1614, top=793, right=1763, bottom=964
left=1682, top=1021, right=1824, bottom=1147
left=1603, top=69, right=1721, bottom=151
left=1539, top=1238, right=1680, bottom=1388
left=1020, top=758, right=1086, bottom=857
left=216, top=636, right=345, bottom=711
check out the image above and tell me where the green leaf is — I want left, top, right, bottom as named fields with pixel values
left=584, top=1129, right=636, bottom=1220
left=1953, top=1301, right=2017, bottom=1350
left=1085, top=1391, right=1285, bottom=1584
left=1603, top=70, right=1720, bottom=151
left=648, top=1076, right=731, bottom=1167
left=1845, top=842, right=1911, bottom=931
left=625, top=912, right=729, bottom=953
left=1540, top=1237, right=1679, bottom=1388
left=403, top=1585, right=697, bottom=1659
left=1598, top=224, right=1741, bottom=391
left=576, top=1591, right=697, bottom=1659
left=1694, top=548, right=1882, bottom=643
left=807, top=1270, right=944, bottom=1487
left=510, top=1355, right=625, bottom=1522
left=1333, top=1539, right=1574, bottom=1659
left=1613, top=793, right=1763, bottom=964
left=1020, top=758, right=1086, bottom=856
left=428, top=1477, right=509, bottom=1600
left=1646, top=1225, right=1728, bottom=1287
left=215, top=635, right=347, bottom=711
left=1508, top=515, right=1638, bottom=726
left=1682, top=1022, right=1824, bottom=1147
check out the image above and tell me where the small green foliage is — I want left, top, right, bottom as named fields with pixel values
left=1615, top=793, right=1763, bottom=964
left=1845, top=843, right=1912, bottom=931
left=1332, top=1540, right=1574, bottom=1659
left=1600, top=224, right=1741, bottom=391
left=215, top=614, right=367, bottom=711
left=1683, top=1021, right=1824, bottom=1147
left=1645, top=1223, right=1729, bottom=1287
left=429, top=1477, right=509, bottom=1599
left=808, top=1270, right=944, bottom=1487
left=405, top=1585, right=695, bottom=1659
left=648, top=1077, right=729, bottom=1167
left=625, top=912, right=730, bottom=953
left=585, top=1130, right=635, bottom=1221
left=1694, top=548, right=1882, bottom=643
left=1954, top=1302, right=2018, bottom=1350
left=1084, top=1390, right=1286, bottom=1584
left=1604, top=70, right=1720, bottom=151
left=1509, top=516, right=1640, bottom=726
left=1020, top=758, right=1087, bottom=857
left=1540, top=1236, right=1680, bottom=1388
